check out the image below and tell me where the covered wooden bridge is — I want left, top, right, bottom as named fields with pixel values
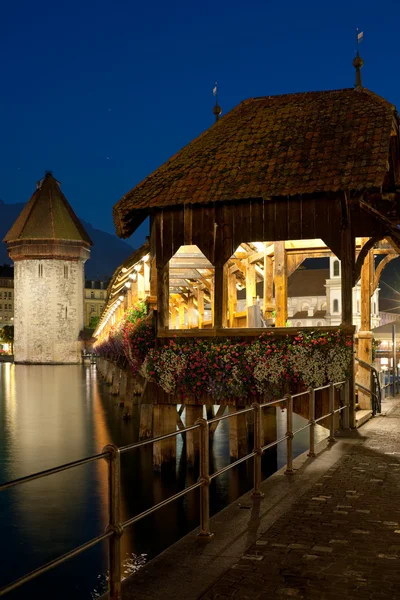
left=95, top=86, right=400, bottom=465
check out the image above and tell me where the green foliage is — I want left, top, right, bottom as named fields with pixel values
left=372, top=337, right=380, bottom=362
left=0, top=325, right=14, bottom=344
left=0, top=325, right=14, bottom=354
left=125, top=301, right=147, bottom=324
left=89, top=315, right=100, bottom=329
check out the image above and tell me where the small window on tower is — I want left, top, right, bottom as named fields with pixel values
left=333, top=299, right=339, bottom=313
left=64, top=265, right=68, bottom=279
left=65, top=307, right=68, bottom=319
left=91, top=292, right=94, bottom=298
left=38, top=264, right=43, bottom=278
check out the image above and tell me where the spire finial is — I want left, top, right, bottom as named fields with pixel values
left=212, top=81, right=222, bottom=123
left=353, top=29, right=364, bottom=89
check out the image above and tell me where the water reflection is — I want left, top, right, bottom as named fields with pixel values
left=0, top=364, right=327, bottom=599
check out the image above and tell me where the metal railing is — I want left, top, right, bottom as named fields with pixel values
left=355, top=357, right=382, bottom=415
left=0, top=380, right=349, bottom=599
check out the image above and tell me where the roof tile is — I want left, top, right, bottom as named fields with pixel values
left=113, top=88, right=396, bottom=237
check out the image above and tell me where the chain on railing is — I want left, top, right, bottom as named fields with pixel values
left=0, top=379, right=350, bottom=599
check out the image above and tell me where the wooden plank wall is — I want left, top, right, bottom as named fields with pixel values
left=153, top=195, right=386, bottom=269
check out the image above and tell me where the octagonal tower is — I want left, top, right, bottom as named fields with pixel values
left=3, top=172, right=92, bottom=364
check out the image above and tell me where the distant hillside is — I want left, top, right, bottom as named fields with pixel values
left=0, top=199, right=134, bottom=279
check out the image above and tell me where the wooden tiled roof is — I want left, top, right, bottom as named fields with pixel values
left=114, top=88, right=397, bottom=238
left=4, top=173, right=92, bottom=245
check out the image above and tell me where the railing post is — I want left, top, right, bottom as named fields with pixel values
left=307, top=388, right=316, bottom=458
left=251, top=403, right=264, bottom=499
left=329, top=383, right=335, bottom=442
left=285, top=394, right=294, bottom=475
left=342, top=379, right=350, bottom=429
left=103, top=444, right=123, bottom=600
left=196, top=418, right=214, bottom=541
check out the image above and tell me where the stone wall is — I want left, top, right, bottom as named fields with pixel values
left=14, top=259, right=85, bottom=364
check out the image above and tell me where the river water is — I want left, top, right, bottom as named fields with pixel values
left=0, top=363, right=326, bottom=599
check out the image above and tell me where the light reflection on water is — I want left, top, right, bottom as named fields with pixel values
left=0, top=364, right=327, bottom=599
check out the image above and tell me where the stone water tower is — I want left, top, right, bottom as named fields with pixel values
left=3, top=172, right=92, bottom=364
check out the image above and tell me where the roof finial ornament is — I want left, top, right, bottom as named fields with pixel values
left=353, top=28, right=364, bottom=89
left=212, top=81, right=222, bottom=123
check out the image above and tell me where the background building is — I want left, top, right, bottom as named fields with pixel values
left=0, top=265, right=14, bottom=326
left=237, top=257, right=381, bottom=331
left=84, top=280, right=109, bottom=327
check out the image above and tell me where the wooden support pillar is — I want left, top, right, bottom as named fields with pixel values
left=210, top=405, right=226, bottom=433
left=178, top=301, right=185, bottom=329
left=139, top=403, right=153, bottom=439
left=153, top=404, right=177, bottom=471
left=170, top=304, right=178, bottom=329
left=228, top=404, right=247, bottom=460
left=246, top=263, right=257, bottom=308
left=274, top=242, right=288, bottom=327
left=262, top=406, right=277, bottom=446
left=206, top=403, right=215, bottom=420
left=340, top=225, right=354, bottom=327
left=185, top=404, right=203, bottom=466
left=105, top=361, right=114, bottom=385
left=214, top=264, right=227, bottom=328
left=340, top=196, right=355, bottom=426
left=138, top=270, right=145, bottom=300
left=187, top=295, right=195, bottom=328
left=210, top=278, right=215, bottom=326
left=119, top=369, right=128, bottom=400
left=263, top=254, right=274, bottom=319
left=157, top=265, right=169, bottom=331
left=111, top=367, right=121, bottom=396
left=228, top=272, right=237, bottom=327
left=150, top=257, right=157, bottom=298
left=144, top=261, right=150, bottom=295
left=357, top=237, right=373, bottom=410
left=197, top=289, right=204, bottom=329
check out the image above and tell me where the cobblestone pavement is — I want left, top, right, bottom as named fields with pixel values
left=200, top=404, right=400, bottom=600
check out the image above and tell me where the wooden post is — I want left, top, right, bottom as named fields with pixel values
left=197, top=289, right=204, bottom=329
left=138, top=270, right=145, bottom=300
left=153, top=404, right=177, bottom=470
left=262, top=406, right=277, bottom=446
left=360, top=238, right=371, bottom=331
left=185, top=404, right=203, bottom=466
left=139, top=403, right=153, bottom=439
left=357, top=237, right=373, bottom=410
left=274, top=241, right=288, bottom=327
left=150, top=257, right=157, bottom=298
left=144, top=261, right=150, bottom=294
left=246, top=263, right=257, bottom=308
left=228, top=404, right=247, bottom=460
left=228, top=272, right=237, bottom=327
left=157, top=264, right=169, bottom=331
left=340, top=195, right=355, bottom=426
left=187, top=295, right=195, bottom=328
left=210, top=276, right=215, bottom=326
left=178, top=301, right=185, bottom=329
left=214, top=264, right=226, bottom=328
left=263, top=253, right=274, bottom=319
left=111, top=367, right=121, bottom=396
left=340, top=224, right=354, bottom=327
left=131, top=277, right=139, bottom=305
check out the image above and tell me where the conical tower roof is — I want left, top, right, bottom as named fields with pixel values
left=3, top=172, right=92, bottom=244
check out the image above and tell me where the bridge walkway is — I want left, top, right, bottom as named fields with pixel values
left=120, top=397, right=400, bottom=600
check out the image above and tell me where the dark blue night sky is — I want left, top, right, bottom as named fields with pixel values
left=1, top=0, right=400, bottom=253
